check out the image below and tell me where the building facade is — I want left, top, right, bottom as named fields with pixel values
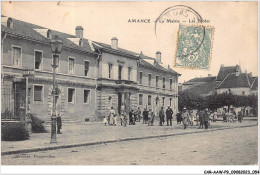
left=1, top=16, right=180, bottom=122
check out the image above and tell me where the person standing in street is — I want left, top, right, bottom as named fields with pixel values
left=120, top=105, right=127, bottom=126
left=159, top=107, right=165, bottom=126
left=190, top=111, right=195, bottom=126
left=109, top=107, right=116, bottom=125
left=143, top=108, right=148, bottom=124
left=196, top=112, right=200, bottom=125
left=204, top=108, right=210, bottom=129
left=166, top=106, right=173, bottom=126
left=238, top=110, right=243, bottom=123
left=176, top=112, right=182, bottom=124
left=136, top=107, right=141, bottom=122
left=129, top=109, right=135, bottom=125
left=182, top=108, right=189, bottom=129
left=57, top=115, right=62, bottom=134
left=199, top=110, right=204, bottom=129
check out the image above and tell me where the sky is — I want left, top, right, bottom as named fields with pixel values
left=1, top=1, right=258, bottom=83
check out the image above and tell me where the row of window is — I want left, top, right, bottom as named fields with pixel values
left=139, top=72, right=174, bottom=90
left=138, top=94, right=173, bottom=107
left=12, top=46, right=176, bottom=88
left=12, top=46, right=90, bottom=76
left=108, top=63, right=132, bottom=81
left=33, top=85, right=90, bottom=104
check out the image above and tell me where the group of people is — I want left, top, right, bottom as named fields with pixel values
left=103, top=105, right=174, bottom=127
left=103, top=105, right=245, bottom=128
left=180, top=108, right=211, bottom=129
left=222, top=110, right=244, bottom=123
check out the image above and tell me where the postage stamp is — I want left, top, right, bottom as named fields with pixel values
left=175, top=24, right=214, bottom=70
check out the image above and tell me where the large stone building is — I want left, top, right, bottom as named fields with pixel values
left=1, top=16, right=180, bottom=122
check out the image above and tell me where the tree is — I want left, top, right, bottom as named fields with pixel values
left=178, top=91, right=205, bottom=112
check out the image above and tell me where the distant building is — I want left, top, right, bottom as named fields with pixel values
left=182, top=74, right=216, bottom=91
left=1, top=16, right=180, bottom=122
left=182, top=64, right=257, bottom=96
left=216, top=72, right=256, bottom=96
left=216, top=64, right=241, bottom=82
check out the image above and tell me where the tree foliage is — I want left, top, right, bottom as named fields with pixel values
left=179, top=91, right=258, bottom=113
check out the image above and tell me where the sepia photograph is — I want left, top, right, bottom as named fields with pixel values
left=0, top=1, right=258, bottom=174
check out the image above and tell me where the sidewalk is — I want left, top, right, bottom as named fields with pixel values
left=1, top=119, right=257, bottom=155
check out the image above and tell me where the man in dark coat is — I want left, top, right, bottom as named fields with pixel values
left=176, top=112, right=182, bottom=124
left=57, top=115, right=62, bottom=134
left=238, top=110, right=243, bottom=123
left=159, top=107, right=165, bottom=126
left=142, top=108, right=148, bottom=124
left=129, top=109, right=135, bottom=125
left=182, top=108, right=189, bottom=129
left=204, top=108, right=210, bottom=129
left=166, top=106, right=173, bottom=126
left=136, top=107, right=141, bottom=122
left=199, top=110, right=204, bottom=129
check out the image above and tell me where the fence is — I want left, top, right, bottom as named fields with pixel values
left=1, top=84, right=20, bottom=120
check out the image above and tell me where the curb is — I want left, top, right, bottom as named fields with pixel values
left=1, top=124, right=257, bottom=156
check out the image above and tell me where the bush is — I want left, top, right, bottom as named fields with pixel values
left=2, top=122, right=29, bottom=141
left=29, top=114, right=47, bottom=133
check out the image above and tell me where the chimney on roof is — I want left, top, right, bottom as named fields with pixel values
left=156, top=51, right=161, bottom=64
left=75, top=26, right=83, bottom=38
left=236, top=68, right=241, bottom=77
left=111, top=37, right=118, bottom=49
left=208, top=74, right=212, bottom=77
left=249, top=72, right=252, bottom=77
left=236, top=64, right=241, bottom=73
left=221, top=64, right=224, bottom=67
left=1, top=17, right=13, bottom=29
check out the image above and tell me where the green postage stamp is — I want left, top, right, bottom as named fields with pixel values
left=175, top=24, right=214, bottom=70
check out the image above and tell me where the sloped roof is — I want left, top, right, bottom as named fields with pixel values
left=93, top=41, right=139, bottom=58
left=184, top=80, right=219, bottom=96
left=216, top=65, right=238, bottom=81
left=2, top=16, right=180, bottom=76
left=217, top=73, right=253, bottom=89
left=138, top=54, right=180, bottom=75
left=251, top=77, right=258, bottom=90
left=2, top=17, right=95, bottom=54
left=93, top=41, right=180, bottom=75
left=183, top=76, right=216, bottom=84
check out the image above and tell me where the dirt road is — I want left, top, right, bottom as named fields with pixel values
left=2, top=125, right=257, bottom=165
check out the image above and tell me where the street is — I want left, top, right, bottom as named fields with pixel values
left=2, top=125, right=257, bottom=165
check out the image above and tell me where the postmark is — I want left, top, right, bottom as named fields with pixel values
left=175, top=24, right=214, bottom=70
left=154, top=5, right=214, bottom=70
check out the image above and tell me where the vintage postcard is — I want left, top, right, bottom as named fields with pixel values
left=1, top=1, right=258, bottom=174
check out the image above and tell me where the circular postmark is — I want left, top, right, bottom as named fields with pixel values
left=155, top=5, right=206, bottom=58
left=155, top=5, right=214, bottom=70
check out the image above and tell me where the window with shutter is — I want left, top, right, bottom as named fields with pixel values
left=84, top=61, right=89, bottom=76
left=139, top=94, right=143, bottom=105
left=35, top=51, right=42, bottom=70
left=148, top=74, right=152, bottom=86
left=109, top=64, right=113, bottom=79
left=69, top=58, right=74, bottom=74
left=34, top=85, right=43, bottom=102
left=68, top=88, right=75, bottom=103
left=163, top=77, right=166, bottom=89
left=13, top=46, right=21, bottom=66
left=139, top=72, right=143, bottom=84
left=128, top=67, right=132, bottom=81
left=84, top=90, right=90, bottom=104
left=148, top=95, right=151, bottom=105
left=156, top=76, right=159, bottom=87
